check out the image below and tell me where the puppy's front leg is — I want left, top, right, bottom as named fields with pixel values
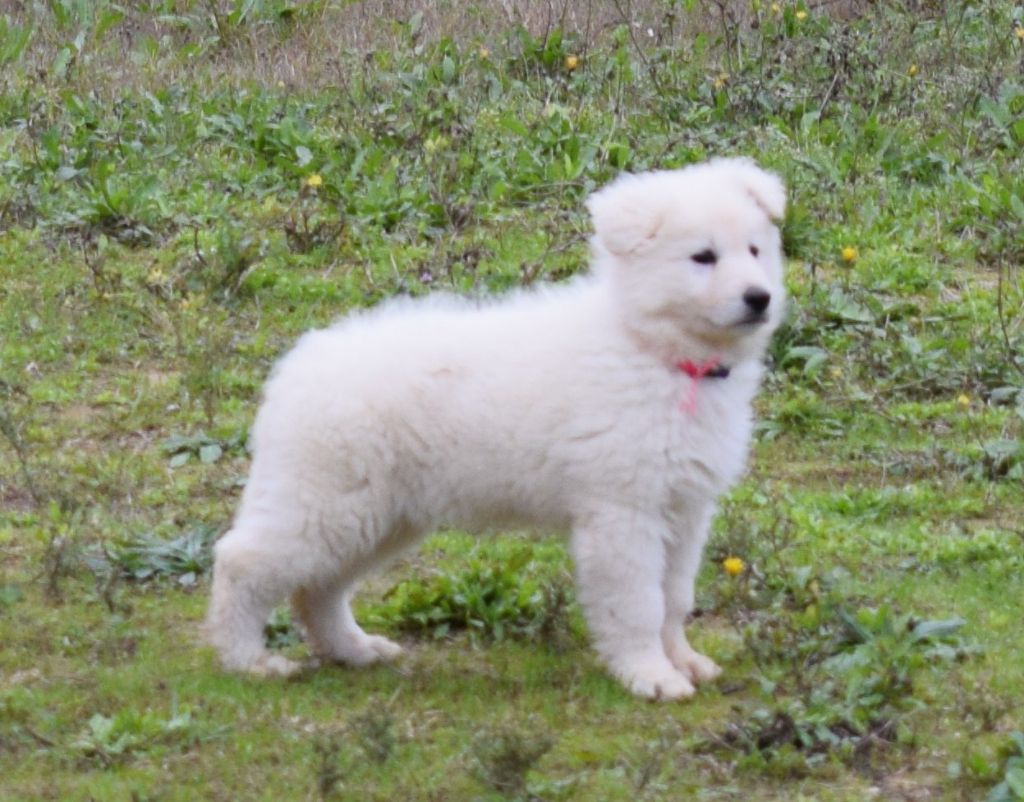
left=571, top=509, right=696, bottom=700
left=661, top=508, right=721, bottom=685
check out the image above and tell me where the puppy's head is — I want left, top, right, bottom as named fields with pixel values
left=588, top=158, right=786, bottom=361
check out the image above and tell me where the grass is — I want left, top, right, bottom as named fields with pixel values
left=1, top=1, right=1023, bottom=799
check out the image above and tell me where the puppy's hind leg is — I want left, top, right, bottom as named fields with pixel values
left=293, top=583, right=403, bottom=667
left=292, top=517, right=422, bottom=667
left=206, top=526, right=306, bottom=678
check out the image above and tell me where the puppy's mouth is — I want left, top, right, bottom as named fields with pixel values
left=697, top=311, right=773, bottom=342
left=734, top=312, right=769, bottom=327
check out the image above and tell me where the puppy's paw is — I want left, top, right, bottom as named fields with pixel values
left=324, top=634, right=404, bottom=667
left=252, top=653, right=304, bottom=678
left=667, top=645, right=721, bottom=685
left=611, top=654, right=697, bottom=701
left=363, top=634, right=404, bottom=664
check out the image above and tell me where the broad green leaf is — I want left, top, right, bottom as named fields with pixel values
left=1009, top=192, right=1024, bottom=223
left=199, top=443, right=222, bottom=464
left=51, top=45, right=72, bottom=78
left=910, top=617, right=965, bottom=642
left=169, top=452, right=190, bottom=468
left=1006, top=766, right=1024, bottom=799
left=408, top=10, right=423, bottom=37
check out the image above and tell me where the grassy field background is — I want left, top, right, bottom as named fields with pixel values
left=1, top=1, right=1023, bottom=800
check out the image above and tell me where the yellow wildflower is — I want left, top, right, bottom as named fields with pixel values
left=1015, top=25, right=1024, bottom=41
left=424, top=135, right=448, bottom=154
left=723, top=557, right=745, bottom=577
left=830, top=366, right=843, bottom=379
left=479, top=47, right=490, bottom=60
left=841, top=246, right=858, bottom=263
left=795, top=10, right=807, bottom=21
left=957, top=394, right=971, bottom=408
left=305, top=174, right=323, bottom=189
left=713, top=72, right=730, bottom=90
left=564, top=54, right=579, bottom=72
left=770, top=2, right=781, bottom=14
left=908, top=64, right=918, bottom=77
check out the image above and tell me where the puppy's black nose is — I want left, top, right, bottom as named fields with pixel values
left=743, top=287, right=771, bottom=315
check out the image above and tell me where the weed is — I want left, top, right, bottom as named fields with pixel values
left=203, top=218, right=271, bottom=298
left=379, top=541, right=573, bottom=644
left=0, top=583, right=23, bottom=607
left=987, top=731, right=1024, bottom=802
left=0, top=401, right=43, bottom=507
left=694, top=601, right=971, bottom=775
left=621, top=727, right=679, bottom=793
left=0, top=16, right=31, bottom=70
left=84, top=526, right=217, bottom=587
left=702, top=500, right=976, bottom=776
left=38, top=505, right=85, bottom=602
left=473, top=723, right=553, bottom=798
left=71, top=703, right=209, bottom=768
left=283, top=178, right=345, bottom=253
left=351, top=707, right=396, bottom=765
left=264, top=604, right=301, bottom=649
left=312, top=734, right=348, bottom=802
left=162, top=431, right=248, bottom=468
left=75, top=170, right=165, bottom=247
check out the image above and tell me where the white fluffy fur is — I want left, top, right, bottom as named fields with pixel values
left=207, top=158, right=787, bottom=700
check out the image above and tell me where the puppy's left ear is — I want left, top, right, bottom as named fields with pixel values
left=715, top=158, right=786, bottom=221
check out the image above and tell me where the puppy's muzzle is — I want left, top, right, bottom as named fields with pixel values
left=736, top=286, right=771, bottom=325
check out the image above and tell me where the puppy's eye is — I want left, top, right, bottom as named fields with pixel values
left=691, top=249, right=717, bottom=265
left=749, top=245, right=760, bottom=257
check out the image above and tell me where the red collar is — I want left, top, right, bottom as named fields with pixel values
left=675, top=356, right=729, bottom=413
left=676, top=358, right=731, bottom=380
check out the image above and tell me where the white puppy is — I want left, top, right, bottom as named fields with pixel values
left=207, top=158, right=786, bottom=700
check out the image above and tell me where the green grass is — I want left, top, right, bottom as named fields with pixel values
left=2, top=1, right=1023, bottom=800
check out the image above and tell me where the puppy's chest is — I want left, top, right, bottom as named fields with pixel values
left=661, top=389, right=753, bottom=497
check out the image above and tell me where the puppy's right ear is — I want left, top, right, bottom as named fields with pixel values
left=587, top=174, right=663, bottom=257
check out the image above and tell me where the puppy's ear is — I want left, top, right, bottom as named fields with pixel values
left=713, top=158, right=786, bottom=221
left=587, top=174, right=663, bottom=257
